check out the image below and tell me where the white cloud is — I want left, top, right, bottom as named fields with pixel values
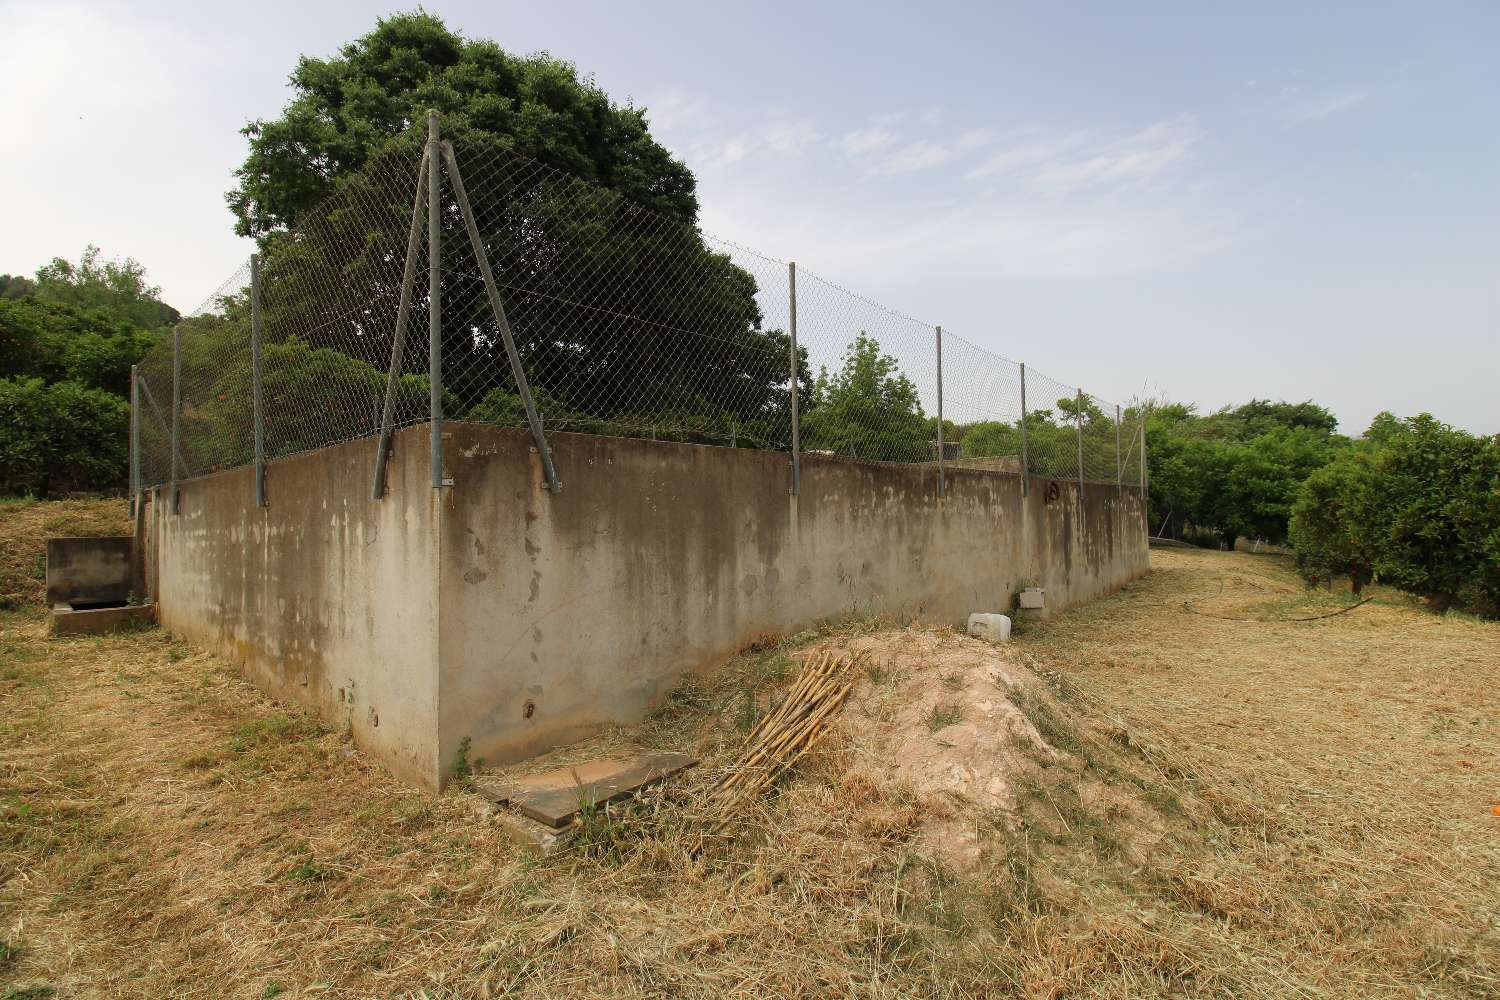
left=639, top=90, right=709, bottom=133
left=840, top=127, right=896, bottom=155
left=967, top=134, right=1087, bottom=180
left=966, top=118, right=1199, bottom=194
left=880, top=139, right=953, bottom=174
left=1035, top=118, right=1199, bottom=192
left=1289, top=89, right=1369, bottom=121
left=698, top=117, right=823, bottom=166
left=763, top=118, right=824, bottom=153
left=687, top=111, right=1233, bottom=286
left=955, top=128, right=994, bottom=151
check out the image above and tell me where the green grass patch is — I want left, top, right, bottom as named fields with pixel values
left=926, top=703, right=963, bottom=733
left=229, top=713, right=325, bottom=754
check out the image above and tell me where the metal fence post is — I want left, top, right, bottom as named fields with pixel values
left=1075, top=389, right=1085, bottom=489
left=251, top=254, right=266, bottom=507
left=427, top=110, right=444, bottom=490
left=129, top=364, right=140, bottom=518
left=1140, top=408, right=1150, bottom=532
left=935, top=325, right=945, bottom=497
left=1115, top=403, right=1122, bottom=496
left=1018, top=363, right=1029, bottom=496
left=171, top=324, right=181, bottom=514
left=788, top=261, right=800, bottom=496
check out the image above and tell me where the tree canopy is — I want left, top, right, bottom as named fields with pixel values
left=801, top=334, right=930, bottom=461
left=1144, top=398, right=1350, bottom=546
left=1290, top=414, right=1499, bottom=614
left=235, top=11, right=796, bottom=446
left=227, top=11, right=697, bottom=237
left=0, top=248, right=173, bottom=496
left=25, top=245, right=179, bottom=329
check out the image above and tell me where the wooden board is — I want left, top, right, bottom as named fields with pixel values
left=475, top=752, right=697, bottom=828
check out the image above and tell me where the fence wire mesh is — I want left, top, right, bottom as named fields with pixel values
left=134, top=123, right=1145, bottom=493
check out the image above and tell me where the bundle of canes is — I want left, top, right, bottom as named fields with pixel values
left=706, top=649, right=864, bottom=830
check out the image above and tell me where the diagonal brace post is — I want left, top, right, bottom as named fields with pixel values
left=137, top=378, right=193, bottom=483
left=440, top=139, right=561, bottom=493
left=371, top=146, right=431, bottom=499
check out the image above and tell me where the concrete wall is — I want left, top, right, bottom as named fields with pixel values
left=150, top=422, right=1145, bottom=789
left=46, top=536, right=134, bottom=606
left=149, top=426, right=443, bottom=788
left=436, top=424, right=1147, bottom=777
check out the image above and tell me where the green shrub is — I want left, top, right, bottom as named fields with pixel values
left=0, top=378, right=128, bottom=496
left=1289, top=456, right=1377, bottom=592
left=1290, top=413, right=1500, bottom=615
left=0, top=297, right=159, bottom=396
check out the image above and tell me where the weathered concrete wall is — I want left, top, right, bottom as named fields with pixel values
left=46, top=536, right=134, bottom=606
left=150, top=422, right=1144, bottom=789
left=436, top=424, right=1147, bottom=777
left=149, top=426, right=443, bottom=789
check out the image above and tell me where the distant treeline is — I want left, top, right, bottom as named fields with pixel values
left=1146, top=399, right=1498, bottom=617
left=0, top=248, right=175, bottom=496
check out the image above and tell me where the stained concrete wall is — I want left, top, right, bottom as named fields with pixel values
left=149, top=422, right=1145, bottom=790
left=436, top=424, right=1147, bottom=778
left=149, top=426, right=443, bottom=788
left=46, top=536, right=134, bottom=606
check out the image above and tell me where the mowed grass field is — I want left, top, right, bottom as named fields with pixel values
left=1, top=498, right=1497, bottom=999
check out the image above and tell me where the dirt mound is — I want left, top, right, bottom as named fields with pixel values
left=784, top=628, right=1052, bottom=865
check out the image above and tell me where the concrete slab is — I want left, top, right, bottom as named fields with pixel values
left=491, top=810, right=577, bottom=857
left=475, top=752, right=697, bottom=828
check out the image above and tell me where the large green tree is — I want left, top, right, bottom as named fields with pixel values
left=1290, top=414, right=1500, bottom=614
left=228, top=12, right=697, bottom=236
left=0, top=297, right=160, bottom=397
left=801, top=334, right=930, bottom=462
left=234, top=12, right=798, bottom=444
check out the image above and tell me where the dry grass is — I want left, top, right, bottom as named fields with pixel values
left=1, top=502, right=1497, bottom=998
left=1020, top=548, right=1500, bottom=998
left=0, top=498, right=130, bottom=609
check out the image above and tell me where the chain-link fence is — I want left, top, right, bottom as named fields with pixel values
left=133, top=117, right=1149, bottom=502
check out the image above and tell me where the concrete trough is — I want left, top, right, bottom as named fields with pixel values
left=52, top=603, right=157, bottom=636
left=46, top=535, right=155, bottom=635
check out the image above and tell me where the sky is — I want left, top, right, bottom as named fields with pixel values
left=2, top=1, right=1496, bottom=435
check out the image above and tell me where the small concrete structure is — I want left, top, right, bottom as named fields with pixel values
left=1016, top=586, right=1049, bottom=622
left=46, top=536, right=134, bottom=607
left=145, top=423, right=1148, bottom=790
left=966, top=613, right=1012, bottom=643
left=47, top=536, right=155, bottom=635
